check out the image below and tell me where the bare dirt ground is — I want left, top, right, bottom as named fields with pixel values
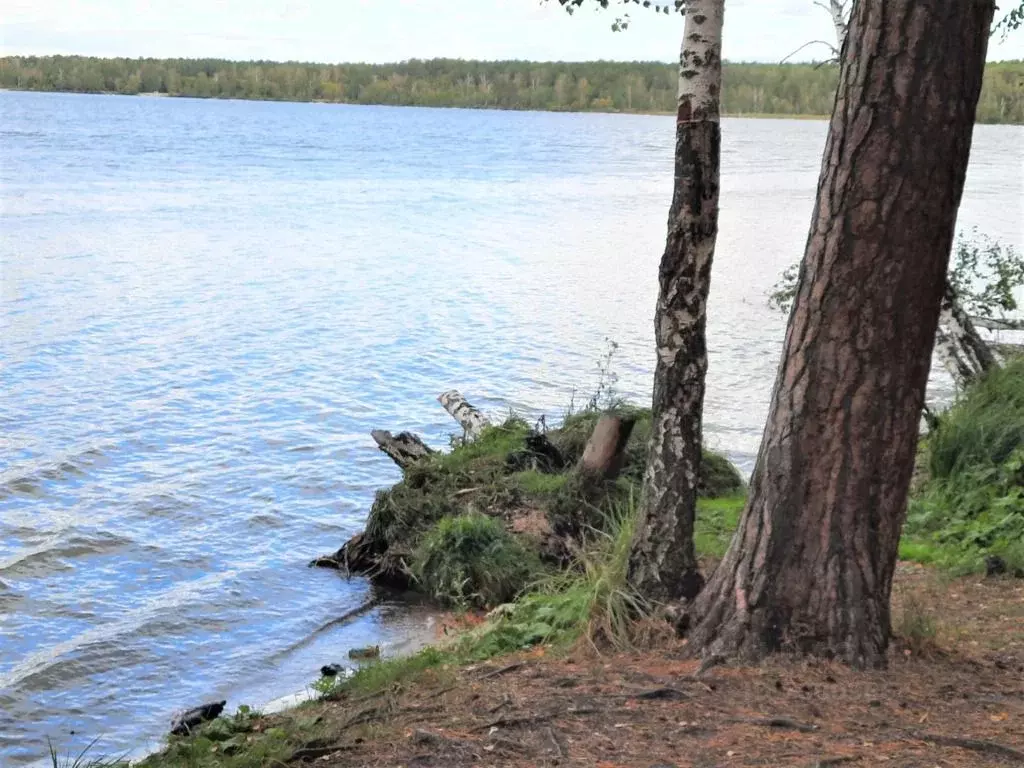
left=294, top=564, right=1023, bottom=767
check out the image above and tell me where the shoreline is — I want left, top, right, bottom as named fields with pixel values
left=11, top=87, right=1024, bottom=126
left=0, top=86, right=835, bottom=120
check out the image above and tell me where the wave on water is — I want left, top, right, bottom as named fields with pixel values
left=0, top=531, right=135, bottom=579
left=0, top=442, right=114, bottom=500
left=0, top=569, right=237, bottom=694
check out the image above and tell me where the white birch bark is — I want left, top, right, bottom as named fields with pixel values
left=815, top=0, right=849, bottom=48
left=437, top=390, right=491, bottom=439
left=935, top=285, right=998, bottom=388
left=628, top=0, right=725, bottom=603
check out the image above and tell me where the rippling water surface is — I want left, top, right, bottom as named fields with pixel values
left=1, top=91, right=1021, bottom=763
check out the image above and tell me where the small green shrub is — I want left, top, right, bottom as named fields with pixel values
left=699, top=449, right=746, bottom=497
left=928, top=360, right=1024, bottom=479
left=411, top=514, right=542, bottom=608
left=466, top=497, right=647, bottom=655
left=904, top=360, right=1024, bottom=573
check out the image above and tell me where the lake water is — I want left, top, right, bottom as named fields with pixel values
left=1, top=91, right=1021, bottom=764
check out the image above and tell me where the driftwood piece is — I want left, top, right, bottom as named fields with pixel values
left=170, top=700, right=226, bottom=736
left=438, top=390, right=491, bottom=439
left=370, top=430, right=434, bottom=470
left=579, top=414, right=636, bottom=481
left=309, top=532, right=376, bottom=572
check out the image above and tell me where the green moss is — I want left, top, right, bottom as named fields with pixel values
left=551, top=406, right=652, bottom=485
left=699, top=449, right=746, bottom=497
left=552, top=406, right=745, bottom=495
left=694, top=494, right=747, bottom=558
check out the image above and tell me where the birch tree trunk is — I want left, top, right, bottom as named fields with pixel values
left=935, top=285, right=999, bottom=388
left=686, top=0, right=994, bottom=668
left=816, top=0, right=849, bottom=48
left=627, top=0, right=724, bottom=603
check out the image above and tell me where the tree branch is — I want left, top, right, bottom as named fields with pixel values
left=970, top=316, right=1024, bottom=331
left=780, top=40, right=839, bottom=64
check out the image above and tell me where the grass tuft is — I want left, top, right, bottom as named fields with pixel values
left=893, top=593, right=941, bottom=657
left=904, top=360, right=1024, bottom=574
left=464, top=494, right=649, bottom=656
left=326, top=646, right=454, bottom=700
left=46, top=738, right=129, bottom=768
left=694, top=494, right=747, bottom=558
left=411, top=514, right=542, bottom=608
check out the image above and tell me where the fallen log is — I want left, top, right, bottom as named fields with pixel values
left=170, top=700, right=226, bottom=736
left=370, top=430, right=434, bottom=470
left=970, top=316, right=1024, bottom=331
left=438, top=390, right=490, bottom=439
left=936, top=285, right=998, bottom=389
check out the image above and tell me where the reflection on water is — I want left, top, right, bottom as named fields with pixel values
left=1, top=91, right=1021, bottom=764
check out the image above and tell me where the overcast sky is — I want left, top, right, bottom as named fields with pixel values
left=2, top=0, right=1023, bottom=64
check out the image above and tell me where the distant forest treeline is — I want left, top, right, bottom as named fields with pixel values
left=2, top=56, right=1023, bottom=123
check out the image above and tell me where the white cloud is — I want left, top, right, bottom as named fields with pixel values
left=1, top=0, right=1021, bottom=63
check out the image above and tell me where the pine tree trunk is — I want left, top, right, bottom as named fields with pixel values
left=628, top=0, right=724, bottom=603
left=685, top=0, right=994, bottom=668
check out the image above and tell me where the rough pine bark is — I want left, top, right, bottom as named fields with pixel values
left=819, top=2, right=999, bottom=393
left=628, top=0, right=724, bottom=603
left=686, top=0, right=994, bottom=667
